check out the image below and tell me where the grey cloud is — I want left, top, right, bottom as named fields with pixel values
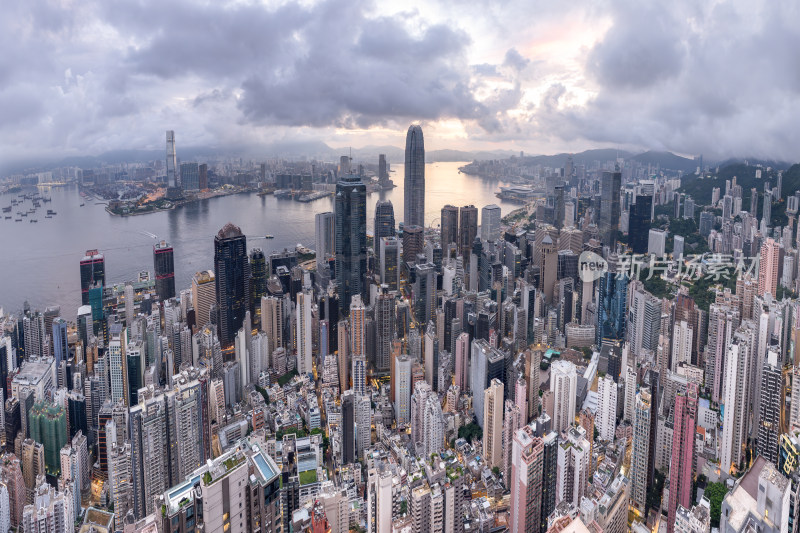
left=587, top=3, right=684, bottom=89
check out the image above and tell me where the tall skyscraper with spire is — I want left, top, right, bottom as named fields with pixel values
left=214, top=223, right=251, bottom=348
left=166, top=130, right=177, bottom=188
left=404, top=125, right=425, bottom=228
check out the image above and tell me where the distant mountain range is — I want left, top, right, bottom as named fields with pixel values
left=2, top=140, right=791, bottom=176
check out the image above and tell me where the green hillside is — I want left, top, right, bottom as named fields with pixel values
left=679, top=163, right=800, bottom=227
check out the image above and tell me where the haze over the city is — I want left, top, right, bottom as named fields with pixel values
left=3, top=0, right=800, bottom=165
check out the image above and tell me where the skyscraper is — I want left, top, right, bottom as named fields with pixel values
left=600, top=170, right=621, bottom=250
left=166, top=130, right=177, bottom=188
left=668, top=382, right=698, bottom=533
left=29, top=402, right=68, bottom=476
left=758, top=237, right=780, bottom=297
left=481, top=204, right=502, bottom=242
left=296, top=289, right=313, bottom=376
left=459, top=205, right=478, bottom=260
left=757, top=349, right=781, bottom=465
left=509, top=424, right=544, bottom=533
left=249, top=248, right=267, bottom=327
left=551, top=360, right=577, bottom=434
left=374, top=288, right=395, bottom=373
left=315, top=211, right=335, bottom=282
left=629, top=389, right=651, bottom=513
left=191, top=270, right=215, bottom=330
left=214, top=223, right=251, bottom=348
left=153, top=240, right=175, bottom=301
left=404, top=125, right=425, bottom=227
left=440, top=205, right=459, bottom=250
left=402, top=225, right=424, bottom=265
left=335, top=175, right=367, bottom=314
left=79, top=249, right=105, bottom=306
left=483, top=379, right=504, bottom=469
left=379, top=237, right=400, bottom=292
left=374, top=200, right=396, bottom=239
left=597, top=271, right=627, bottom=345
left=629, top=195, right=653, bottom=254
left=180, top=162, right=199, bottom=191
left=596, top=374, right=616, bottom=441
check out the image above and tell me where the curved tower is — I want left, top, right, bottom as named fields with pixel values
left=404, top=125, right=425, bottom=227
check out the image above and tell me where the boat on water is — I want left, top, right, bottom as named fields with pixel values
left=265, top=234, right=275, bottom=239
left=30, top=219, right=37, bottom=223
left=47, top=209, right=56, bottom=215
left=2, top=206, right=11, bottom=212
left=79, top=203, right=85, bottom=207
left=4, top=216, right=10, bottom=219
left=14, top=219, right=21, bottom=222
left=45, top=215, right=52, bottom=219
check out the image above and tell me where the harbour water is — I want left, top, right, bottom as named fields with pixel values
left=0, top=161, right=517, bottom=316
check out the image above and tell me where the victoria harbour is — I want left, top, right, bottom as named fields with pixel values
left=0, top=161, right=515, bottom=315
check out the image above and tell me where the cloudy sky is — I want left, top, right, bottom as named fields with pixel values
left=2, top=0, right=799, bottom=163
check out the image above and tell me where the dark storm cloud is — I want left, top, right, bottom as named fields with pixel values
left=2, top=0, right=800, bottom=161
left=587, top=3, right=684, bottom=89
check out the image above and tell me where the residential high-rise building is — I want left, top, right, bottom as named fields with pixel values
left=411, top=382, right=444, bottom=457
left=374, top=288, right=395, bottom=373
left=296, top=289, right=313, bottom=376
left=191, top=270, right=215, bottom=330
left=483, top=379, right=504, bottom=469
left=757, top=349, right=782, bottom=465
left=629, top=388, right=651, bottom=513
left=551, top=360, right=577, bottom=434
left=374, top=200, right=396, bottom=239
left=454, top=332, right=469, bottom=393
left=159, top=438, right=280, bottom=533
left=79, top=249, right=105, bottom=305
left=249, top=248, right=267, bottom=327
left=596, top=374, right=617, bottom=442
left=335, top=174, right=367, bottom=314
left=130, top=392, right=170, bottom=519
left=648, top=229, right=667, bottom=256
left=214, top=223, right=251, bottom=348
left=556, top=425, right=590, bottom=507
left=108, top=324, right=128, bottom=405
left=600, top=170, right=621, bottom=250
left=394, top=354, right=413, bottom=425
left=315, top=211, right=336, bottom=276
left=509, top=424, right=544, bottom=533
left=668, top=382, right=698, bottom=533
left=721, top=328, right=754, bottom=474
left=29, top=402, right=68, bottom=477
left=758, top=237, right=780, bottom=297
left=153, top=240, right=175, bottom=301
left=166, top=130, right=177, bottom=188
left=21, top=479, right=73, bottom=533
left=441, top=205, right=459, bottom=250
left=404, top=125, right=425, bottom=227
left=260, top=295, right=284, bottom=356
left=481, top=204, right=502, bottom=242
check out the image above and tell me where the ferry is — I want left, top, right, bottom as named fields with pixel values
left=265, top=234, right=275, bottom=239
left=2, top=206, right=11, bottom=213
left=46, top=209, right=57, bottom=215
